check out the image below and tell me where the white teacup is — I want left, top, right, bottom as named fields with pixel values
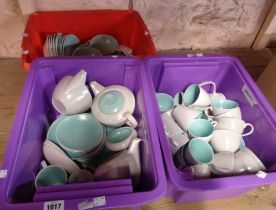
left=172, top=105, right=202, bottom=131
left=210, top=130, right=241, bottom=153
left=156, top=93, right=174, bottom=113
left=205, top=99, right=242, bottom=119
left=199, top=81, right=226, bottom=101
left=210, top=152, right=235, bottom=176
left=183, top=164, right=211, bottom=179
left=169, top=133, right=190, bottom=155
left=215, top=118, right=254, bottom=137
left=52, top=70, right=92, bottom=115
left=35, top=161, right=67, bottom=188
left=106, top=127, right=137, bottom=151
left=161, top=109, right=189, bottom=154
left=162, top=109, right=183, bottom=137
left=187, top=119, right=217, bottom=142
left=183, top=82, right=211, bottom=107
left=95, top=139, right=141, bottom=184
left=233, top=147, right=266, bottom=175
left=174, top=139, right=214, bottom=169
left=183, top=138, right=214, bottom=165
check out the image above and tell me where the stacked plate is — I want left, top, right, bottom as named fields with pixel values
left=43, top=33, right=133, bottom=57
left=43, top=33, right=80, bottom=56
left=46, top=113, right=110, bottom=169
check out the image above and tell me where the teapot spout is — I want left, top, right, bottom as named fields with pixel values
left=65, top=70, right=87, bottom=93
left=90, top=81, right=105, bottom=96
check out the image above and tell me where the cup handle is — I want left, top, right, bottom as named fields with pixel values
left=124, top=112, right=138, bottom=128
left=204, top=107, right=214, bottom=119
left=210, top=120, right=217, bottom=127
left=41, top=160, right=47, bottom=169
left=242, top=123, right=254, bottom=137
left=199, top=81, right=217, bottom=95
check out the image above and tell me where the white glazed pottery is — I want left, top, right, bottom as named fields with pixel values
left=183, top=138, right=214, bottom=165
left=162, top=109, right=184, bottom=137
left=183, top=83, right=211, bottom=107
left=199, top=81, right=226, bottom=101
left=183, top=164, right=211, bottom=179
left=215, top=118, right=254, bottom=137
left=68, top=169, right=94, bottom=183
left=187, top=119, right=216, bottom=142
left=35, top=161, right=67, bottom=188
left=214, top=108, right=242, bottom=119
left=43, top=140, right=80, bottom=174
left=162, top=109, right=189, bottom=154
left=205, top=99, right=242, bottom=119
left=90, top=81, right=137, bottom=128
left=210, top=130, right=241, bottom=153
left=233, top=147, right=266, bottom=175
left=156, top=93, right=174, bottom=113
left=172, top=105, right=201, bottom=131
left=95, top=138, right=141, bottom=184
left=52, top=70, right=92, bottom=115
left=106, top=127, right=137, bottom=151
left=71, top=136, right=106, bottom=161
left=169, top=133, right=190, bottom=155
left=210, top=152, right=235, bottom=176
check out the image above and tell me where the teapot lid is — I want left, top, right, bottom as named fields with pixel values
left=98, top=90, right=124, bottom=114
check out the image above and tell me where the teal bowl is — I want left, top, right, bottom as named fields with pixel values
left=56, top=113, right=104, bottom=153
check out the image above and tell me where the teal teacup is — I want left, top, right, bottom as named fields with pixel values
left=156, top=93, right=174, bottom=113
left=56, top=113, right=104, bottom=154
left=187, top=119, right=216, bottom=142
left=35, top=165, right=67, bottom=188
left=105, top=126, right=119, bottom=136
left=184, top=138, right=214, bottom=165
left=183, top=83, right=210, bottom=107
left=205, top=99, right=241, bottom=119
left=106, top=127, right=137, bottom=151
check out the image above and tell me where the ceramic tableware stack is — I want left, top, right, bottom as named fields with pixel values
left=35, top=70, right=142, bottom=188
left=44, top=33, right=133, bottom=57
left=157, top=80, right=266, bottom=179
left=44, top=33, right=80, bottom=56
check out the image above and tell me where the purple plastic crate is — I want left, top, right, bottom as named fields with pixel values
left=36, top=179, right=132, bottom=193
left=144, top=55, right=276, bottom=203
left=0, top=57, right=166, bottom=209
left=34, top=185, right=133, bottom=202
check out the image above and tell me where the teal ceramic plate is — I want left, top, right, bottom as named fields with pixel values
left=47, top=115, right=67, bottom=144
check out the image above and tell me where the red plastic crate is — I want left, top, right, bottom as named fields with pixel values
left=21, top=10, right=156, bottom=70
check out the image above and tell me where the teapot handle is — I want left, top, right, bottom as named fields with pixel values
left=124, top=112, right=138, bottom=128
